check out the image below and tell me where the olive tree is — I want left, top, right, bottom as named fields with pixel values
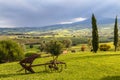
left=39, top=41, right=46, bottom=52
left=44, top=40, right=66, bottom=72
left=45, top=40, right=64, bottom=61
left=62, top=39, right=72, bottom=48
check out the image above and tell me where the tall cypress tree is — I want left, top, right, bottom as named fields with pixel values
left=91, top=14, right=99, bottom=53
left=114, top=16, right=118, bottom=51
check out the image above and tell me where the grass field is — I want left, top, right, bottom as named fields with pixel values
left=1, top=51, right=120, bottom=80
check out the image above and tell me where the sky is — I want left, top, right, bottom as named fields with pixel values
left=0, top=0, right=120, bottom=28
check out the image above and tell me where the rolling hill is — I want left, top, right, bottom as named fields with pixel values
left=0, top=18, right=119, bottom=42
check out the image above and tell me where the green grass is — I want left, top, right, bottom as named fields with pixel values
left=1, top=51, right=120, bottom=80
left=25, top=44, right=40, bottom=53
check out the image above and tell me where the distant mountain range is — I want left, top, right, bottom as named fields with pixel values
left=42, top=18, right=117, bottom=30
left=0, top=18, right=119, bottom=35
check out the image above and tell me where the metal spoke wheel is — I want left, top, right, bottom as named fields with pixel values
left=44, top=60, right=66, bottom=72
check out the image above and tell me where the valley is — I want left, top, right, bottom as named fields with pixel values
left=0, top=23, right=117, bottom=43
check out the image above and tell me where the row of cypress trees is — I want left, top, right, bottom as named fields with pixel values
left=91, top=14, right=118, bottom=53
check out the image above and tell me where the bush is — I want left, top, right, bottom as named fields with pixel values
left=99, top=44, right=111, bottom=51
left=29, top=44, right=33, bottom=48
left=0, top=40, right=24, bottom=63
left=71, top=50, right=76, bottom=53
left=81, top=45, right=86, bottom=51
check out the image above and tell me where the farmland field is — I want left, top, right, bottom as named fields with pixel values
left=1, top=51, right=120, bottom=80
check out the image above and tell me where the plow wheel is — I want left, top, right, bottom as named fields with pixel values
left=45, top=60, right=66, bottom=72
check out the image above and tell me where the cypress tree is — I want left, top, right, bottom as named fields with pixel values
left=114, top=16, right=118, bottom=51
left=91, top=14, right=99, bottom=53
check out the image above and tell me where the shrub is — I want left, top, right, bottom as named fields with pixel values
left=0, top=40, right=24, bottom=63
left=29, top=44, right=33, bottom=48
left=99, top=44, right=111, bottom=51
left=81, top=45, right=86, bottom=51
left=71, top=50, right=76, bottom=53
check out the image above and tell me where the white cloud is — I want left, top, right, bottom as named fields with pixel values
left=59, top=17, right=87, bottom=24
left=0, top=20, right=15, bottom=28
left=72, top=17, right=87, bottom=22
left=0, top=24, right=15, bottom=28
left=60, top=22, right=73, bottom=24
left=0, top=0, right=120, bottom=27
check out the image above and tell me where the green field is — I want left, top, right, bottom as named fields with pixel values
left=1, top=51, right=120, bottom=80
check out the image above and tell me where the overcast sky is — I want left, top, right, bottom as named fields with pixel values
left=0, top=0, right=120, bottom=28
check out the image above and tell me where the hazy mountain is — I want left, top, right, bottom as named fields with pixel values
left=42, top=17, right=117, bottom=30
left=0, top=18, right=119, bottom=35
